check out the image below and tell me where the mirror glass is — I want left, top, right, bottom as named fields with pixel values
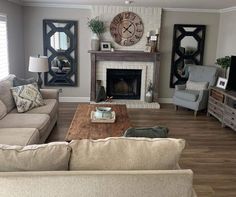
left=170, top=24, right=206, bottom=88
left=180, top=36, right=198, bottom=55
left=51, top=56, right=71, bottom=74
left=43, top=19, right=78, bottom=86
left=53, top=23, right=67, bottom=28
left=50, top=32, right=70, bottom=51
left=183, top=27, right=196, bottom=32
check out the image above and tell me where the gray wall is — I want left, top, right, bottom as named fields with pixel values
left=23, top=7, right=220, bottom=99
left=159, top=11, right=220, bottom=98
left=217, top=10, right=236, bottom=57
left=0, top=0, right=25, bottom=77
left=23, top=6, right=91, bottom=97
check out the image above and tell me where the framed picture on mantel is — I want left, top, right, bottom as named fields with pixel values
left=101, top=42, right=111, bottom=51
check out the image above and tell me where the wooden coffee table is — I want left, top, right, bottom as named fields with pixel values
left=65, top=104, right=131, bottom=141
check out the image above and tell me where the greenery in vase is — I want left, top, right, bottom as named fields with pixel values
left=216, top=56, right=231, bottom=69
left=87, top=17, right=106, bottom=36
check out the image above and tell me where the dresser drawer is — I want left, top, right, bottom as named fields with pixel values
left=209, top=96, right=224, bottom=109
left=208, top=103, right=223, bottom=121
left=224, top=105, right=236, bottom=118
left=210, top=89, right=224, bottom=102
left=223, top=117, right=236, bottom=130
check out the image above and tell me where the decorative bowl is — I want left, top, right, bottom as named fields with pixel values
left=94, top=107, right=112, bottom=119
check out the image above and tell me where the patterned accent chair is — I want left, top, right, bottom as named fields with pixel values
left=173, top=65, right=219, bottom=116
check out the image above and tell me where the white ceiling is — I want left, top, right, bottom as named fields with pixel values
left=11, top=0, right=236, bottom=10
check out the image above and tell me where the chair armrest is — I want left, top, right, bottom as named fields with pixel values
left=40, top=89, right=59, bottom=100
left=197, top=89, right=209, bottom=110
left=198, top=89, right=209, bottom=101
left=175, top=84, right=186, bottom=91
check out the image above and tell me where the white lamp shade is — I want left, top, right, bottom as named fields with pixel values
left=28, top=56, right=49, bottom=72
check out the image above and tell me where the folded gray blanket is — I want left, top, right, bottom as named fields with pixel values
left=123, top=126, right=169, bottom=138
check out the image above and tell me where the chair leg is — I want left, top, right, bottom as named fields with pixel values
left=175, top=105, right=178, bottom=111
left=194, top=111, right=197, bottom=117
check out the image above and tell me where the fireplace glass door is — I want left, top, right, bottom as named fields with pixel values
left=107, top=69, right=141, bottom=99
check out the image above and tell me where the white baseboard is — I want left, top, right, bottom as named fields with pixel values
left=59, top=96, right=173, bottom=104
left=158, top=98, right=173, bottom=104
left=59, top=97, right=90, bottom=103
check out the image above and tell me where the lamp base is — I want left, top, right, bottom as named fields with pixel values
left=37, top=72, right=43, bottom=89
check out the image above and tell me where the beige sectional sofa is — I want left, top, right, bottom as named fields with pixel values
left=0, top=137, right=197, bottom=197
left=0, top=75, right=59, bottom=145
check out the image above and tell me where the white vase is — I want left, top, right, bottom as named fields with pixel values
left=145, top=91, right=153, bottom=103
left=91, top=33, right=100, bottom=51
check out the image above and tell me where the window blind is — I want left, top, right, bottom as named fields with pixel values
left=0, top=15, right=9, bottom=80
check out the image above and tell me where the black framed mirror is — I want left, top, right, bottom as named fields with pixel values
left=170, top=24, right=206, bottom=88
left=43, top=19, right=78, bottom=86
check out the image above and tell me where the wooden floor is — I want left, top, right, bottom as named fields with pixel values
left=47, top=103, right=236, bottom=197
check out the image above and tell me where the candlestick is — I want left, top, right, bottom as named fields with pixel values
left=146, top=31, right=150, bottom=37
left=155, top=28, right=159, bottom=35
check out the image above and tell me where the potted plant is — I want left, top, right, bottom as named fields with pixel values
left=216, top=56, right=231, bottom=78
left=87, top=17, right=106, bottom=51
left=145, top=81, right=153, bottom=103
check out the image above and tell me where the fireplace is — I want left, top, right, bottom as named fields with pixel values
left=106, top=69, right=142, bottom=99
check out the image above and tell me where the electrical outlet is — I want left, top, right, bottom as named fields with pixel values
left=59, top=88, right=62, bottom=93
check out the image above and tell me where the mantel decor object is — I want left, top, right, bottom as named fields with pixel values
left=28, top=55, right=49, bottom=89
left=88, top=17, right=106, bottom=51
left=110, top=11, right=144, bottom=46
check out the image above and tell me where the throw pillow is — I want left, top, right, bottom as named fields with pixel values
left=186, top=80, right=209, bottom=91
left=69, top=137, right=185, bottom=171
left=0, top=99, right=7, bottom=119
left=123, top=126, right=169, bottom=138
left=0, top=142, right=71, bottom=171
left=13, top=76, right=36, bottom=87
left=11, top=83, right=45, bottom=113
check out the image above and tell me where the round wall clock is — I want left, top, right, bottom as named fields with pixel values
left=110, top=11, right=144, bottom=46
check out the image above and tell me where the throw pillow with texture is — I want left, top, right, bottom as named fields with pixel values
left=69, top=137, right=185, bottom=171
left=13, top=76, right=36, bottom=87
left=0, top=99, right=7, bottom=119
left=0, top=142, right=71, bottom=171
left=11, top=83, right=45, bottom=113
left=186, top=80, right=209, bottom=91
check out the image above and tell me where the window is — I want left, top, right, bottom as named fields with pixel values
left=0, top=14, right=9, bottom=80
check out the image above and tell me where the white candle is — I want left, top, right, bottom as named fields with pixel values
left=156, top=28, right=159, bottom=34
left=146, top=31, right=150, bottom=37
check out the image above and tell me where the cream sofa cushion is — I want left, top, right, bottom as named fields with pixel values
left=10, top=99, right=58, bottom=119
left=0, top=100, right=7, bottom=119
left=0, top=128, right=39, bottom=146
left=0, top=113, right=50, bottom=138
left=0, top=142, right=71, bottom=171
left=69, top=137, right=185, bottom=170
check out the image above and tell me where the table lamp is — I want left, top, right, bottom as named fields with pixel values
left=28, top=55, right=49, bottom=89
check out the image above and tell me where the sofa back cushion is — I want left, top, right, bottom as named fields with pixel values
left=0, top=100, right=7, bottom=119
left=0, top=142, right=71, bottom=171
left=69, top=137, right=185, bottom=171
left=0, top=75, right=15, bottom=112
